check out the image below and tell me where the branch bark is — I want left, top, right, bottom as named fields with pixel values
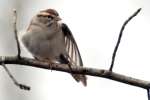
left=1, top=58, right=30, bottom=90
left=0, top=56, right=150, bottom=89
left=1, top=9, right=30, bottom=91
left=13, top=9, right=21, bottom=58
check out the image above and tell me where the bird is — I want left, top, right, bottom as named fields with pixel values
left=21, top=8, right=87, bottom=86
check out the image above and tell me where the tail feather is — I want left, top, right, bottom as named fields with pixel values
left=59, top=54, right=87, bottom=86
left=72, top=74, right=87, bottom=86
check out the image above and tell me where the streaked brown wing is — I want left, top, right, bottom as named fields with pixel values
left=61, top=23, right=83, bottom=66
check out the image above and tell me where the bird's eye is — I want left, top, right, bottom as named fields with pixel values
left=47, top=15, right=53, bottom=19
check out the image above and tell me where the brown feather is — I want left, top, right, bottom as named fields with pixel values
left=61, top=23, right=87, bottom=86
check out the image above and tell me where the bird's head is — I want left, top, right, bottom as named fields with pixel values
left=33, top=9, right=61, bottom=27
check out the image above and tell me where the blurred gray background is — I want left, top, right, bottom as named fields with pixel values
left=0, top=0, right=150, bottom=100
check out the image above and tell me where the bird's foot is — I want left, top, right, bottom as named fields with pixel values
left=49, top=62, right=56, bottom=72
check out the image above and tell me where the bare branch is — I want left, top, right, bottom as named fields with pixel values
left=148, top=89, right=150, bottom=100
left=1, top=57, right=30, bottom=90
left=0, top=56, right=150, bottom=89
left=109, top=8, right=142, bottom=71
left=13, top=9, right=21, bottom=59
left=1, top=9, right=30, bottom=91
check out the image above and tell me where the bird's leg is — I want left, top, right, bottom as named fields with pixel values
left=67, top=62, right=73, bottom=71
left=44, top=59, right=56, bottom=71
left=34, top=56, right=54, bottom=71
left=48, top=62, right=57, bottom=72
left=34, top=56, right=39, bottom=60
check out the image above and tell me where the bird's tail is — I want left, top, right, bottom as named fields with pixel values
left=71, top=74, right=87, bottom=86
left=59, top=54, right=87, bottom=86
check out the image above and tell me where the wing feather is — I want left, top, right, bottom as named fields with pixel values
left=61, top=23, right=87, bottom=86
left=61, top=23, right=83, bottom=66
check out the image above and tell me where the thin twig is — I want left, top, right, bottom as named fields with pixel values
left=1, top=57, right=30, bottom=90
left=109, top=8, right=141, bottom=71
left=0, top=56, right=150, bottom=89
left=148, top=89, right=150, bottom=100
left=13, top=9, right=21, bottom=59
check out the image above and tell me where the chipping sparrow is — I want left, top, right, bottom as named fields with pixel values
left=21, top=9, right=87, bottom=86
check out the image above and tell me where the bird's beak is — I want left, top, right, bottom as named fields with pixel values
left=55, top=16, right=61, bottom=21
